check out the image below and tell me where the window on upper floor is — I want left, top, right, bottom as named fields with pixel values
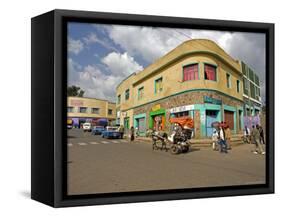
left=138, top=86, right=144, bottom=100
left=243, top=77, right=249, bottom=95
left=204, top=64, right=217, bottom=81
left=250, top=82, right=255, bottom=99
left=125, top=89, right=130, bottom=100
left=67, top=107, right=74, bottom=113
left=155, top=77, right=163, bottom=94
left=254, top=74, right=260, bottom=86
left=91, top=107, right=100, bottom=114
left=249, top=68, right=255, bottom=82
left=241, top=62, right=247, bottom=75
left=255, top=86, right=261, bottom=100
left=236, top=80, right=240, bottom=93
left=79, top=107, right=87, bottom=113
left=244, top=78, right=249, bottom=90
left=182, top=64, right=199, bottom=81
left=117, top=95, right=121, bottom=104
left=108, top=109, right=113, bottom=115
left=226, top=73, right=231, bottom=88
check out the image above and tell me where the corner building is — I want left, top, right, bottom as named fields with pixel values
left=116, top=39, right=245, bottom=138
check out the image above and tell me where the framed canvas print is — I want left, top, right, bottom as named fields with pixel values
left=31, top=9, right=274, bottom=207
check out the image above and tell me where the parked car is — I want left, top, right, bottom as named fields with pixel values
left=82, top=123, right=92, bottom=132
left=67, top=119, right=73, bottom=129
left=92, top=126, right=105, bottom=135
left=102, top=126, right=121, bottom=139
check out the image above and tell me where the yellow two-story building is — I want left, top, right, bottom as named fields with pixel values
left=67, top=96, right=116, bottom=127
left=116, top=39, right=245, bottom=138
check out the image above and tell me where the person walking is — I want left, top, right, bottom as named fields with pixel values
left=258, top=125, right=265, bottom=144
left=218, top=126, right=227, bottom=153
left=225, top=125, right=232, bottom=150
left=244, top=126, right=251, bottom=143
left=130, top=126, right=135, bottom=142
left=251, top=125, right=265, bottom=155
left=212, top=128, right=219, bottom=151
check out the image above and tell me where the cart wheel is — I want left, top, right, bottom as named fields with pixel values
left=170, top=145, right=179, bottom=154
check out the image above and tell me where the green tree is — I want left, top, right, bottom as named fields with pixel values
left=67, top=85, right=85, bottom=97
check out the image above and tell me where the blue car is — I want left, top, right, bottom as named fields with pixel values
left=102, top=126, right=121, bottom=139
left=91, top=126, right=105, bottom=135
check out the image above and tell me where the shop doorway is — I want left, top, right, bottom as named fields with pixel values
left=238, top=110, right=242, bottom=130
left=124, top=117, right=130, bottom=134
left=224, top=110, right=234, bottom=130
left=135, top=117, right=146, bottom=136
left=152, top=115, right=165, bottom=131
left=149, top=108, right=166, bottom=131
left=206, top=110, right=219, bottom=137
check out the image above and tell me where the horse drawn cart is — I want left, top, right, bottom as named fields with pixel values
left=151, top=116, right=194, bottom=154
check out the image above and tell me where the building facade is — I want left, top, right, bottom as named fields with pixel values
left=240, top=61, right=262, bottom=128
left=116, top=39, right=246, bottom=138
left=240, top=61, right=262, bottom=115
left=67, top=96, right=116, bottom=127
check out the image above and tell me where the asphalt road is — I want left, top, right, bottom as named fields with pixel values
left=67, top=129, right=266, bottom=195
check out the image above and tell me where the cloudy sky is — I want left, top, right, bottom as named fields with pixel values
left=67, top=22, right=266, bottom=102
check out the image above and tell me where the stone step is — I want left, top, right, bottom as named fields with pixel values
left=191, top=140, right=245, bottom=148
left=190, top=137, right=243, bottom=144
left=135, top=136, right=246, bottom=147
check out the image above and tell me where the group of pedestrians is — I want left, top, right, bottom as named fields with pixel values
left=212, top=124, right=231, bottom=154
left=212, top=123, right=265, bottom=155
left=123, top=122, right=266, bottom=155
left=117, top=125, right=139, bottom=142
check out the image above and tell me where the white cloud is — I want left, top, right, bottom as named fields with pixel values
left=105, top=25, right=263, bottom=71
left=106, top=25, right=184, bottom=62
left=68, top=58, right=82, bottom=83
left=83, top=33, right=118, bottom=52
left=68, top=52, right=143, bottom=101
left=68, top=37, right=84, bottom=55
left=102, top=52, right=143, bottom=77
left=105, top=26, right=238, bottom=63
left=76, top=65, right=124, bottom=102
left=69, top=24, right=266, bottom=102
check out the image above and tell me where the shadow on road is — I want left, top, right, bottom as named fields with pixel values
left=188, top=147, right=201, bottom=153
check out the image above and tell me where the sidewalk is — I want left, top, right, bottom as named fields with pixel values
left=134, top=134, right=245, bottom=148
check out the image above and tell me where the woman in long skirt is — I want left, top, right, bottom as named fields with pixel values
left=130, top=126, right=135, bottom=142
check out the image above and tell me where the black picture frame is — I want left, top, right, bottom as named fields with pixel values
left=31, top=9, right=274, bottom=207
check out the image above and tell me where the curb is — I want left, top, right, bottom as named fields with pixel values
left=135, top=137, right=246, bottom=148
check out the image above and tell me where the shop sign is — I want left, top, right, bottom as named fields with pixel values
left=170, top=105, right=194, bottom=113
left=204, top=96, right=222, bottom=105
left=151, top=104, right=161, bottom=112
left=70, top=99, right=83, bottom=106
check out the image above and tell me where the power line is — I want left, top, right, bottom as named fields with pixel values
left=175, top=29, right=239, bottom=64
left=159, top=28, right=199, bottom=51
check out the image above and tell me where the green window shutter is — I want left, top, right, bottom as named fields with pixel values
left=250, top=82, right=255, bottom=98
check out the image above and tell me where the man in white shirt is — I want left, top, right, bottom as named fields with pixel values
left=218, top=126, right=228, bottom=153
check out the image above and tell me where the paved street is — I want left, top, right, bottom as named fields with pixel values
left=67, top=129, right=266, bottom=195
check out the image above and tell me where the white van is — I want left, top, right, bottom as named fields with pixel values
left=82, top=123, right=92, bottom=132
